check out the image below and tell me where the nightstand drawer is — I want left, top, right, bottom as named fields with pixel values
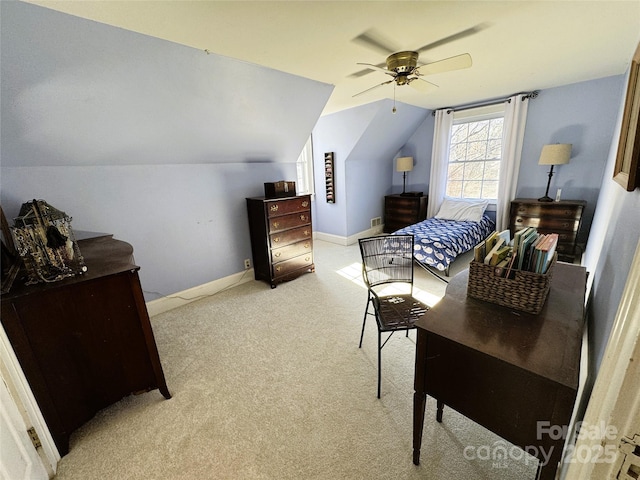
left=513, top=216, right=580, bottom=232
left=513, top=204, right=584, bottom=219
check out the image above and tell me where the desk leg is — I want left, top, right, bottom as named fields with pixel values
left=413, top=391, right=427, bottom=465
left=436, top=400, right=443, bottom=423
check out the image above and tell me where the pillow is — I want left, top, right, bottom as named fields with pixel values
left=434, top=198, right=488, bottom=222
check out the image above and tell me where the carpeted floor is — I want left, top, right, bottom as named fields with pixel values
left=53, top=239, right=538, bottom=479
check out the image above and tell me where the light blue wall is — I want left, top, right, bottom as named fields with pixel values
left=0, top=1, right=332, bottom=300
left=312, top=100, right=428, bottom=238
left=581, top=69, right=640, bottom=383
left=396, top=114, right=434, bottom=195
left=516, top=76, right=627, bottom=245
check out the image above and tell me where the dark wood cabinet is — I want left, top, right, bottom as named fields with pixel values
left=383, top=194, right=428, bottom=233
left=246, top=195, right=314, bottom=288
left=0, top=234, right=171, bottom=456
left=509, top=198, right=586, bottom=262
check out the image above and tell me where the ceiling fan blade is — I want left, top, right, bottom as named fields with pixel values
left=355, top=62, right=396, bottom=77
left=415, top=23, right=489, bottom=53
left=408, top=77, right=439, bottom=93
left=415, top=53, right=472, bottom=76
left=351, top=28, right=399, bottom=55
left=352, top=80, right=394, bottom=98
left=349, top=64, right=383, bottom=78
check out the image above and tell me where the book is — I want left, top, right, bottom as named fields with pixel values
left=535, top=233, right=559, bottom=273
left=517, top=228, right=538, bottom=270
left=474, top=239, right=486, bottom=263
left=484, top=237, right=505, bottom=265
left=494, top=255, right=512, bottom=277
left=513, top=227, right=532, bottom=253
left=489, top=245, right=511, bottom=266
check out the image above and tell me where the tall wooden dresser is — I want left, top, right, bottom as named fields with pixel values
left=383, top=194, right=428, bottom=233
left=509, top=198, right=587, bottom=262
left=246, top=195, right=314, bottom=288
left=0, top=234, right=171, bottom=456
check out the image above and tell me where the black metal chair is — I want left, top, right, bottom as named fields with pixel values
left=358, top=234, right=429, bottom=398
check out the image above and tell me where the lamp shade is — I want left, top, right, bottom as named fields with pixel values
left=396, top=156, right=414, bottom=172
left=538, top=144, right=572, bottom=166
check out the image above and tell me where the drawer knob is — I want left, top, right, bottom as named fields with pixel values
left=304, top=243, right=310, bottom=249
left=273, top=221, right=280, bottom=229
left=270, top=205, right=279, bottom=212
left=304, top=229, right=310, bottom=236
left=274, top=252, right=281, bottom=258
left=302, top=201, right=309, bottom=208
left=300, top=215, right=308, bottom=221
left=516, top=218, right=523, bottom=223
left=274, top=237, right=280, bottom=243
left=276, top=266, right=282, bottom=272
left=305, top=256, right=311, bottom=262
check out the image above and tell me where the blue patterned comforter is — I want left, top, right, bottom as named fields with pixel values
left=392, top=215, right=495, bottom=272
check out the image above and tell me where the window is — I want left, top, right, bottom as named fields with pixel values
left=446, top=105, right=505, bottom=201
left=296, top=135, right=315, bottom=196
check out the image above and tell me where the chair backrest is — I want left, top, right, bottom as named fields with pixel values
left=358, top=235, right=415, bottom=290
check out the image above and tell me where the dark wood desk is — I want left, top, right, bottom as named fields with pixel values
left=412, top=262, right=586, bottom=479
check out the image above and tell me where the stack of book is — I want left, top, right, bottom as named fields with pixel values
left=473, top=228, right=558, bottom=279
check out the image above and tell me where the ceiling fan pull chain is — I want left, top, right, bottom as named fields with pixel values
left=392, top=83, right=397, bottom=114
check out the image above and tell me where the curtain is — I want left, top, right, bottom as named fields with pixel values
left=427, top=109, right=454, bottom=218
left=496, top=94, right=529, bottom=230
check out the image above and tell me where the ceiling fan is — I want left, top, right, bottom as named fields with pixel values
left=351, top=25, right=485, bottom=98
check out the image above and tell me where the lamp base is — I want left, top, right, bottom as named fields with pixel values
left=537, top=195, right=554, bottom=202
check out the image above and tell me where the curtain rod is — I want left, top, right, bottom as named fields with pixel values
left=431, top=90, right=539, bottom=116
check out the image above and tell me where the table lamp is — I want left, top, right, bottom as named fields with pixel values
left=538, top=144, right=571, bottom=202
left=397, top=156, right=414, bottom=195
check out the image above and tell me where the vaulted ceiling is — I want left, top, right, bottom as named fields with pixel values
left=25, top=1, right=640, bottom=115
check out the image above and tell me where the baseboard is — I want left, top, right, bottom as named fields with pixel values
left=146, top=269, right=255, bottom=317
left=314, top=225, right=384, bottom=246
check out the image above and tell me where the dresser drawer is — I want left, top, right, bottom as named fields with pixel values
left=270, top=225, right=312, bottom=248
left=272, top=252, right=314, bottom=278
left=268, top=212, right=311, bottom=233
left=265, top=197, right=311, bottom=218
left=512, top=216, right=580, bottom=232
left=271, top=239, right=312, bottom=264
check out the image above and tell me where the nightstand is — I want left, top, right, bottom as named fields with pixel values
left=383, top=194, right=428, bottom=233
left=509, top=198, right=586, bottom=263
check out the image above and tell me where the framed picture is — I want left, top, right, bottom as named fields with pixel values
left=613, top=41, right=640, bottom=191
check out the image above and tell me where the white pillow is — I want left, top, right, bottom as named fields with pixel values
left=434, top=198, right=488, bottom=222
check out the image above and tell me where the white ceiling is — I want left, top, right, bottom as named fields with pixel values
left=26, top=0, right=640, bottom=115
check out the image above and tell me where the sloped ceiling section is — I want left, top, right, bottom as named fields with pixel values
left=0, top=2, right=333, bottom=167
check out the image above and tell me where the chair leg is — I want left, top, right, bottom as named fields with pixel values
left=359, top=299, right=369, bottom=348
left=377, top=330, right=382, bottom=399
left=436, top=399, right=444, bottom=423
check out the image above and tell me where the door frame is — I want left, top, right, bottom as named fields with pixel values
left=0, top=324, right=59, bottom=476
left=564, top=239, right=640, bottom=479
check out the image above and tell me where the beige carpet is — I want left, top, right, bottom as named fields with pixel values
left=53, top=240, right=538, bottom=479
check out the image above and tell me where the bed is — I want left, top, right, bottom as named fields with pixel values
left=391, top=198, right=496, bottom=276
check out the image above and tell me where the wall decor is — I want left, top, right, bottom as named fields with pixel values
left=11, top=200, right=86, bottom=284
left=325, top=152, right=335, bottom=203
left=613, top=41, right=640, bottom=191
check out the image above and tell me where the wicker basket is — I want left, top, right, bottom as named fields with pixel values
left=467, top=253, right=557, bottom=314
